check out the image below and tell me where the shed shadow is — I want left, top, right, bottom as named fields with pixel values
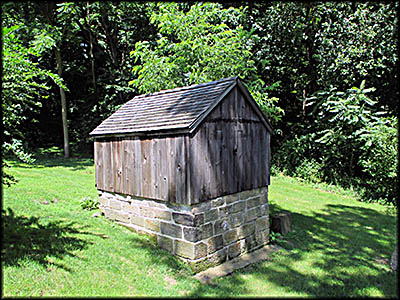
left=2, top=208, right=96, bottom=272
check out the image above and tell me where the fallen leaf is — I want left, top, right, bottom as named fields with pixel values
left=53, top=198, right=58, bottom=203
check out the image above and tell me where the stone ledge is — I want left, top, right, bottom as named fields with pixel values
left=194, top=244, right=282, bottom=283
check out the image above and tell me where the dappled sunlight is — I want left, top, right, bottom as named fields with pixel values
left=254, top=200, right=397, bottom=297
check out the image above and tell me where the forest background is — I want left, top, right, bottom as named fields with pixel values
left=2, top=2, right=398, bottom=205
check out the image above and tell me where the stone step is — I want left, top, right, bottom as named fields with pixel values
left=194, top=244, right=282, bottom=284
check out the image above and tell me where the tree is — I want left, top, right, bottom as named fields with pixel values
left=36, top=2, right=73, bottom=158
left=130, top=2, right=284, bottom=124
left=2, top=23, right=65, bottom=185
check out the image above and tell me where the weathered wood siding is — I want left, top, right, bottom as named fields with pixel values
left=95, top=135, right=188, bottom=204
left=187, top=86, right=270, bottom=204
left=94, top=86, right=270, bottom=205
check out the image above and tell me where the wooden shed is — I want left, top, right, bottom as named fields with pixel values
left=90, top=76, right=272, bottom=271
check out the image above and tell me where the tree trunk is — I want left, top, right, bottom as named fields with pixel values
left=87, top=2, right=97, bottom=96
left=55, top=48, right=70, bottom=158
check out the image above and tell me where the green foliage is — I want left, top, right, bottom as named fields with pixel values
left=269, top=231, right=282, bottom=244
left=1, top=2, right=397, bottom=206
left=2, top=24, right=65, bottom=140
left=283, top=81, right=398, bottom=204
left=293, top=159, right=322, bottom=184
left=79, top=196, right=99, bottom=211
left=130, top=2, right=284, bottom=124
left=356, top=116, right=398, bottom=202
left=253, top=2, right=398, bottom=204
left=2, top=22, right=65, bottom=186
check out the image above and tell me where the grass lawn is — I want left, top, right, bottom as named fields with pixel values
left=2, top=154, right=398, bottom=297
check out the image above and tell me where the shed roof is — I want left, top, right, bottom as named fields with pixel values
left=90, top=76, right=272, bottom=137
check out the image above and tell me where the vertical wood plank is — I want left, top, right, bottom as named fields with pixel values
left=258, top=125, right=264, bottom=188
left=244, top=123, right=251, bottom=190
left=228, top=88, right=235, bottom=119
left=221, top=121, right=228, bottom=196
left=116, top=138, right=123, bottom=193
left=94, top=140, right=98, bottom=189
left=155, top=138, right=161, bottom=200
left=215, top=127, right=223, bottom=196
left=95, top=141, right=101, bottom=190
left=134, top=138, right=142, bottom=197
left=112, top=139, right=116, bottom=192
left=176, top=136, right=184, bottom=204
left=167, top=137, right=176, bottom=202
left=262, top=129, right=268, bottom=186
left=105, top=139, right=113, bottom=192
left=207, top=122, right=217, bottom=198
left=101, top=140, right=106, bottom=191
left=258, top=124, right=263, bottom=187
left=184, top=135, right=190, bottom=205
left=252, top=123, right=259, bottom=190
left=237, top=125, right=244, bottom=191
left=190, top=131, right=200, bottom=204
left=120, top=139, right=126, bottom=194
left=125, top=138, right=131, bottom=195
left=226, top=121, right=234, bottom=195
left=141, top=139, right=151, bottom=198
left=159, top=138, right=168, bottom=201
left=124, top=138, right=132, bottom=195
left=201, top=124, right=211, bottom=202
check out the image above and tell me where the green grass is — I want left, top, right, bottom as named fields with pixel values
left=2, top=155, right=398, bottom=297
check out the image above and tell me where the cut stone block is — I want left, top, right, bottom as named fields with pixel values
left=97, top=186, right=269, bottom=273
left=207, top=235, right=224, bottom=254
left=175, top=240, right=207, bottom=260
left=172, top=212, right=204, bottom=226
left=160, top=222, right=182, bottom=238
left=157, top=236, right=173, bottom=253
left=228, top=241, right=241, bottom=259
left=204, top=209, right=218, bottom=222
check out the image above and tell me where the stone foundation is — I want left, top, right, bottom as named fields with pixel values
left=97, top=187, right=270, bottom=272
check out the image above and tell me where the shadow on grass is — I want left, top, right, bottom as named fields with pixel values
left=236, top=203, right=397, bottom=297
left=2, top=208, right=96, bottom=272
left=108, top=226, right=251, bottom=297
left=113, top=202, right=397, bottom=297
left=5, top=155, right=93, bottom=171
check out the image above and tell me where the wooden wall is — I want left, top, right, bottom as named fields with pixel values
left=94, top=135, right=188, bottom=203
left=94, top=86, right=270, bottom=205
left=187, top=86, right=270, bottom=204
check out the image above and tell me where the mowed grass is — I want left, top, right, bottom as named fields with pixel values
left=2, top=155, right=398, bottom=297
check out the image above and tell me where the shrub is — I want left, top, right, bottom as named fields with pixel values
left=357, top=116, right=398, bottom=204
left=294, top=159, right=323, bottom=184
left=79, top=197, right=99, bottom=211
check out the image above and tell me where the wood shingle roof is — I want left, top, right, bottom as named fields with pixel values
left=90, top=76, right=272, bottom=137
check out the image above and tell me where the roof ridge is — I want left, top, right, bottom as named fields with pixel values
left=134, top=76, right=237, bottom=100
left=89, top=76, right=243, bottom=137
